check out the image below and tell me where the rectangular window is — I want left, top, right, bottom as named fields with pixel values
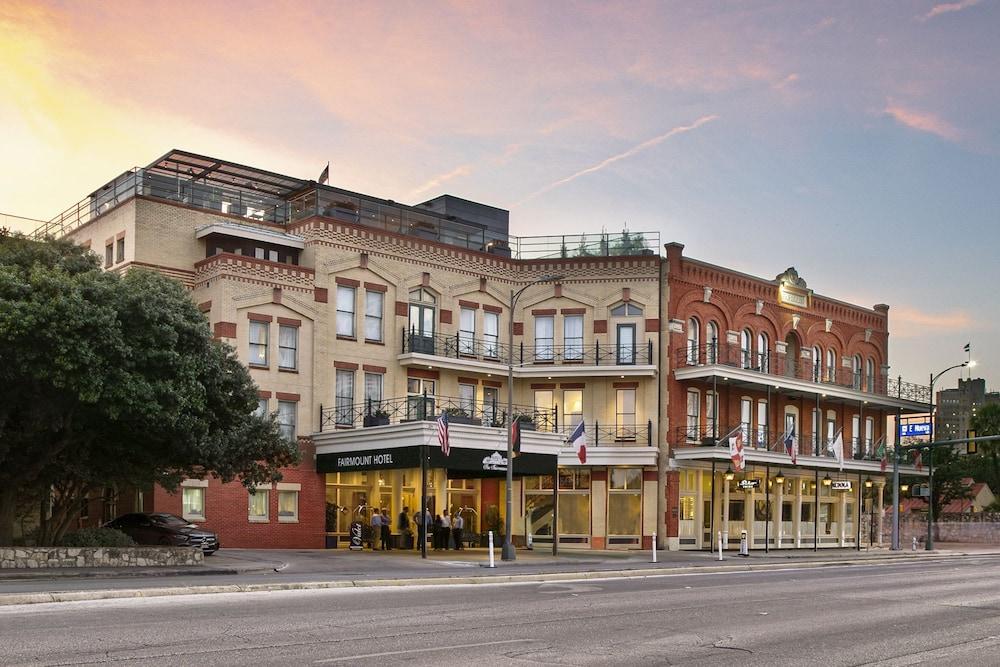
left=336, top=370, right=354, bottom=426
left=483, top=386, right=500, bottom=426
left=277, top=400, right=297, bottom=441
left=617, top=324, right=636, bottom=364
left=254, top=247, right=265, bottom=260
left=364, top=372, right=383, bottom=410
left=564, top=315, right=583, bottom=361
left=255, top=398, right=268, bottom=418
left=336, top=286, right=356, bottom=337
left=535, top=316, right=554, bottom=361
left=533, top=389, right=554, bottom=415
left=182, top=487, right=205, bottom=520
left=563, top=389, right=583, bottom=429
left=865, top=417, right=874, bottom=455
left=617, top=388, right=637, bottom=440
left=248, top=489, right=269, bottom=522
left=268, top=249, right=279, bottom=262
left=740, top=398, right=752, bottom=442
left=756, top=400, right=768, bottom=448
left=249, top=321, right=268, bottom=366
left=104, top=243, right=113, bottom=267
left=812, top=409, right=821, bottom=450
left=115, top=237, right=125, bottom=263
left=686, top=390, right=700, bottom=441
left=705, top=391, right=716, bottom=439
left=365, top=291, right=383, bottom=342
left=458, top=383, right=476, bottom=417
left=608, top=468, right=641, bottom=536
left=459, top=307, right=476, bottom=355
left=852, top=415, right=861, bottom=457
left=278, top=325, right=298, bottom=370
left=483, top=311, right=499, bottom=358
left=278, top=490, right=299, bottom=522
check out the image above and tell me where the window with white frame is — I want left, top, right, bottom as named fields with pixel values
left=563, top=389, right=583, bottom=429
left=534, top=389, right=553, bottom=419
left=278, top=489, right=299, bottom=522
left=255, top=398, right=268, bottom=418
left=182, top=486, right=205, bottom=521
left=610, top=303, right=643, bottom=316
left=757, top=332, right=769, bottom=372
left=851, top=415, right=861, bottom=456
left=740, top=397, right=751, bottom=441
left=365, top=290, right=383, bottom=342
left=484, top=311, right=499, bottom=358
left=865, top=417, right=874, bottom=455
left=617, top=388, right=636, bottom=440
left=564, top=315, right=583, bottom=361
left=335, top=370, right=354, bottom=426
left=277, top=400, right=297, bottom=441
left=740, top=329, right=752, bottom=369
left=459, top=307, right=476, bottom=355
left=336, top=286, right=356, bottom=337
left=756, top=400, right=768, bottom=448
left=706, top=391, right=716, bottom=438
left=707, top=321, right=719, bottom=363
left=686, top=389, right=700, bottom=441
left=852, top=355, right=862, bottom=390
left=364, top=372, right=382, bottom=410
left=686, top=318, right=700, bottom=365
left=812, top=346, right=822, bottom=382
left=866, top=358, right=875, bottom=392
left=249, top=320, right=268, bottom=366
left=458, top=383, right=476, bottom=417
left=248, top=488, right=269, bottom=522
left=535, top=316, right=554, bottom=361
left=826, top=349, right=836, bottom=382
left=278, top=324, right=298, bottom=370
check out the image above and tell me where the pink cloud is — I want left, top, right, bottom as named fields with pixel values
left=890, top=306, right=974, bottom=338
left=883, top=103, right=961, bottom=142
left=408, top=164, right=473, bottom=198
left=918, top=0, right=982, bottom=21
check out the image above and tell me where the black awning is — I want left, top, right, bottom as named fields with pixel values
left=317, top=445, right=556, bottom=476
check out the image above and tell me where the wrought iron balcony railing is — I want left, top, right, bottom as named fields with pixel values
left=402, top=329, right=654, bottom=366
left=675, top=342, right=930, bottom=402
left=672, top=424, right=887, bottom=462
left=319, top=393, right=557, bottom=433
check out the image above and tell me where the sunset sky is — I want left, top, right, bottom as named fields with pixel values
left=2, top=1, right=997, bottom=390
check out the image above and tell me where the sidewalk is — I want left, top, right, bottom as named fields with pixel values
left=2, top=543, right=998, bottom=606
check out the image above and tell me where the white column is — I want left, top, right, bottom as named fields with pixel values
left=794, top=480, right=802, bottom=548
left=748, top=483, right=756, bottom=548
left=775, top=483, right=784, bottom=549
left=839, top=491, right=848, bottom=546
left=694, top=470, right=704, bottom=549
left=876, top=484, right=885, bottom=546
left=722, top=479, right=730, bottom=549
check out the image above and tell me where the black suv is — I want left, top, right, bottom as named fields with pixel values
left=105, top=513, right=220, bottom=555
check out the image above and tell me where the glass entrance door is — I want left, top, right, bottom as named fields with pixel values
left=408, top=288, right=436, bottom=354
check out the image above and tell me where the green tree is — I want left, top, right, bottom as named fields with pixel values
left=969, top=403, right=1000, bottom=496
left=928, top=446, right=973, bottom=518
left=0, top=232, right=298, bottom=544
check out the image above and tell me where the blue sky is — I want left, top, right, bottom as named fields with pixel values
left=1, top=0, right=997, bottom=390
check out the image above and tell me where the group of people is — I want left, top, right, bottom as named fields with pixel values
left=394, top=507, right=466, bottom=551
left=368, top=508, right=393, bottom=550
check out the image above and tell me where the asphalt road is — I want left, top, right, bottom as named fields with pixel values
left=4, top=556, right=1000, bottom=666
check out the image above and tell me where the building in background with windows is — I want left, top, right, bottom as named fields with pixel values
left=936, top=378, right=1000, bottom=442
left=44, top=150, right=663, bottom=550
left=663, top=243, right=928, bottom=550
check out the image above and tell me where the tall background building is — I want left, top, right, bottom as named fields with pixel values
left=936, top=378, right=1000, bottom=441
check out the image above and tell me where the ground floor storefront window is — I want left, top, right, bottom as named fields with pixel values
left=608, top=467, right=641, bottom=546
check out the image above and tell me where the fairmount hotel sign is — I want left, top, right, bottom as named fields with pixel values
left=776, top=267, right=812, bottom=309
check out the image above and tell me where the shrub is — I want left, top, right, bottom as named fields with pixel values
left=58, top=528, right=135, bottom=548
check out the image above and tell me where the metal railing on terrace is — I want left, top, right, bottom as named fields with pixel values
left=676, top=342, right=930, bottom=403
left=507, top=232, right=660, bottom=260
left=318, top=394, right=557, bottom=433
left=401, top=330, right=654, bottom=366
left=672, top=425, right=887, bottom=462
left=554, top=420, right=654, bottom=447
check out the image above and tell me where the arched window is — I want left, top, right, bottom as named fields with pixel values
left=756, top=332, right=769, bottom=373
left=686, top=318, right=700, bottom=365
left=812, top=346, right=822, bottom=383
left=707, top=321, right=719, bottom=364
left=852, top=355, right=863, bottom=390
left=740, top=329, right=752, bottom=369
left=826, top=349, right=836, bottom=383
left=866, top=358, right=876, bottom=393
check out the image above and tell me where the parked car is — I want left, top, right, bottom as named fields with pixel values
left=104, top=513, right=220, bottom=555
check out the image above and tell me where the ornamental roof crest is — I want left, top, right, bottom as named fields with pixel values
left=776, top=267, right=807, bottom=289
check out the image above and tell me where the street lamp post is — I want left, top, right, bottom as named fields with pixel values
left=502, top=274, right=563, bottom=562
left=924, top=361, right=967, bottom=551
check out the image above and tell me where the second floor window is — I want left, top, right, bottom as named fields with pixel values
left=484, top=311, right=499, bottom=358
left=364, top=372, right=383, bottom=409
left=812, top=346, right=822, bottom=382
left=335, top=370, right=354, bottom=426
left=277, top=400, right=296, bottom=441
left=535, top=316, right=554, bottom=361
left=249, top=321, right=268, bottom=366
left=337, top=286, right=356, bottom=337
left=563, top=389, right=583, bottom=428
left=459, top=307, right=476, bottom=355
left=617, top=388, right=637, bottom=440
left=564, top=315, right=583, bottom=361
left=686, top=390, right=700, bottom=441
left=115, top=237, right=124, bottom=263
left=707, top=321, right=719, bottom=363
left=740, top=330, right=752, bottom=369
left=365, top=290, right=383, bottom=342
left=278, top=325, right=297, bottom=370
left=686, top=318, right=699, bottom=364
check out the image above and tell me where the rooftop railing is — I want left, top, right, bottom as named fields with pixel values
left=401, top=330, right=654, bottom=366
left=672, top=425, right=887, bottom=462
left=676, top=342, right=930, bottom=403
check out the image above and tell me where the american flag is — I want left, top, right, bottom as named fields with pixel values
left=437, top=412, right=450, bottom=456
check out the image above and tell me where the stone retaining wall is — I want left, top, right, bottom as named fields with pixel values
left=882, top=515, right=1000, bottom=545
left=0, top=547, right=204, bottom=569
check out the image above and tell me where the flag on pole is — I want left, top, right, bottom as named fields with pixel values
left=567, top=421, right=587, bottom=464
left=878, top=442, right=887, bottom=473
left=510, top=419, right=521, bottom=455
left=783, top=425, right=797, bottom=465
left=318, top=163, right=330, bottom=185
left=729, top=429, right=745, bottom=472
left=965, top=342, right=971, bottom=353
left=831, top=431, right=844, bottom=471
left=437, top=412, right=450, bottom=456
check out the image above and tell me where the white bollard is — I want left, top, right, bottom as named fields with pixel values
left=651, top=532, right=658, bottom=563
left=718, top=531, right=724, bottom=561
left=912, top=536, right=917, bottom=552
left=488, top=530, right=496, bottom=568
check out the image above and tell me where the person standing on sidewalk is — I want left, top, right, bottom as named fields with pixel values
left=380, top=509, right=392, bottom=550
left=452, top=511, right=464, bottom=550
left=441, top=510, right=452, bottom=550
left=398, top=506, right=411, bottom=549
left=370, top=509, right=382, bottom=551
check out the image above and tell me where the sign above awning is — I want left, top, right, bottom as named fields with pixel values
left=317, top=445, right=557, bottom=477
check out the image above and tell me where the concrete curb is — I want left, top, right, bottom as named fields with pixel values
left=0, top=551, right=982, bottom=606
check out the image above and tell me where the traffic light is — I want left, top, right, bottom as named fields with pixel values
left=968, top=430, right=977, bottom=455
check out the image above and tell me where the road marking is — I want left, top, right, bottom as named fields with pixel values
left=313, top=639, right=528, bottom=663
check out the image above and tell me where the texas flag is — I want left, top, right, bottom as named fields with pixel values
left=568, top=421, right=587, bottom=464
left=783, top=426, right=797, bottom=465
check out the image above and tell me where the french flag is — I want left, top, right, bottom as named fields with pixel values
left=568, top=421, right=587, bottom=464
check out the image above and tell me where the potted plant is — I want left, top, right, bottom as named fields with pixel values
left=363, top=408, right=390, bottom=427
left=514, top=413, right=537, bottom=431
left=443, top=406, right=481, bottom=426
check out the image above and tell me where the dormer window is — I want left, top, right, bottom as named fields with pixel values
left=610, top=303, right=643, bottom=317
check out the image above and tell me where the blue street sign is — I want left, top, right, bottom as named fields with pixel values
left=899, top=422, right=931, bottom=437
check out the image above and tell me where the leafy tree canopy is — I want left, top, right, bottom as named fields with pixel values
left=0, top=232, right=298, bottom=544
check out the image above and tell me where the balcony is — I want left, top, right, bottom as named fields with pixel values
left=674, top=343, right=929, bottom=411
left=399, top=330, right=656, bottom=378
